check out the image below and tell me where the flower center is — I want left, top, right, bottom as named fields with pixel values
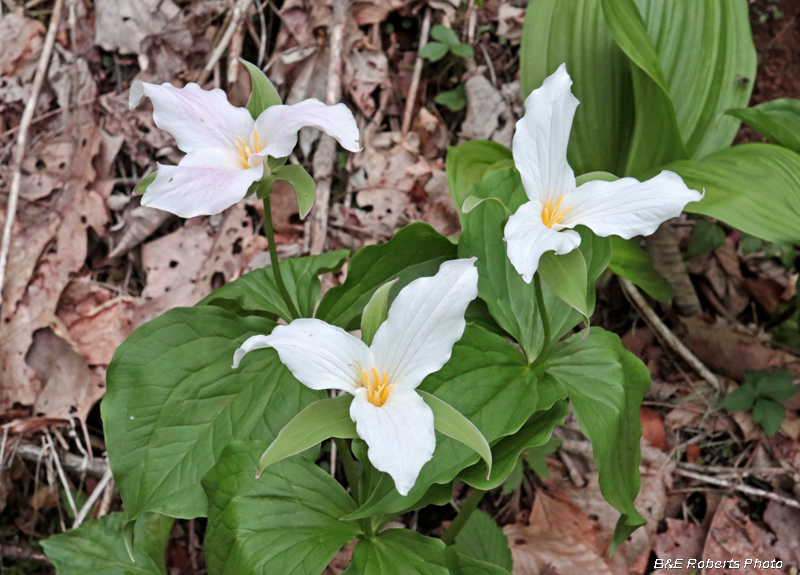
left=234, top=131, right=263, bottom=169
left=359, top=367, right=392, bottom=407
left=541, top=194, right=573, bottom=228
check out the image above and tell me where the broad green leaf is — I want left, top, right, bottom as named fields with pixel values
left=361, top=278, right=398, bottom=346
left=752, top=370, right=797, bottom=403
left=134, top=172, right=156, bottom=195
left=454, top=510, right=513, bottom=572
left=538, top=250, right=590, bottom=319
left=203, top=442, right=359, bottom=575
left=418, top=390, right=492, bottom=477
left=446, top=547, right=511, bottom=575
left=431, top=24, right=460, bottom=45
left=200, top=250, right=349, bottom=321
left=665, top=144, right=800, bottom=244
left=102, top=307, right=323, bottom=520
left=446, top=141, right=512, bottom=209
left=258, top=395, right=358, bottom=477
left=461, top=195, right=510, bottom=217
left=574, top=171, right=619, bottom=186
left=724, top=385, right=757, bottom=412
left=317, top=222, right=457, bottom=330
left=753, top=398, right=785, bottom=437
left=42, top=513, right=173, bottom=575
left=543, top=328, right=650, bottom=550
left=521, top=0, right=633, bottom=175
left=608, top=236, right=673, bottom=302
left=599, top=0, right=687, bottom=175
left=240, top=59, right=282, bottom=119
left=269, top=164, right=316, bottom=218
left=450, top=43, right=475, bottom=59
left=419, top=41, right=449, bottom=62
left=634, top=0, right=755, bottom=158
left=435, top=84, right=467, bottom=112
left=347, top=324, right=544, bottom=520
left=523, top=436, right=562, bottom=478
left=458, top=400, right=568, bottom=490
left=344, top=530, right=449, bottom=575
left=727, top=99, right=800, bottom=154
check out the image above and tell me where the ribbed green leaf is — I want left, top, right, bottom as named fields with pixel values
left=727, top=99, right=800, bottom=154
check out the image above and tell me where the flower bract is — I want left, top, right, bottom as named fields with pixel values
left=129, top=80, right=361, bottom=218
left=232, top=258, right=479, bottom=495
left=504, top=64, right=704, bottom=283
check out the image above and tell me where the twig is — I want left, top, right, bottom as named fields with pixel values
left=0, top=0, right=64, bottom=315
left=253, top=0, right=268, bottom=67
left=307, top=0, right=349, bottom=255
left=72, top=466, right=114, bottom=528
left=401, top=7, right=431, bottom=137
left=15, top=441, right=108, bottom=478
left=97, top=474, right=115, bottom=517
left=674, top=468, right=800, bottom=509
left=558, top=449, right=586, bottom=487
left=0, top=544, right=51, bottom=566
left=45, top=432, right=78, bottom=519
left=619, top=277, right=722, bottom=391
left=677, top=461, right=792, bottom=479
left=197, top=0, right=254, bottom=85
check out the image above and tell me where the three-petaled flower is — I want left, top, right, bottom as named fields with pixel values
left=232, top=258, right=479, bottom=496
left=504, top=64, right=703, bottom=283
left=129, top=80, right=361, bottom=218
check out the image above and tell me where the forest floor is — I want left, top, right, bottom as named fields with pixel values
left=0, top=0, right=799, bottom=573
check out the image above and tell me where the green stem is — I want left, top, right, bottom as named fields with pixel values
left=441, top=488, right=485, bottom=545
left=334, top=438, right=360, bottom=505
left=262, top=195, right=300, bottom=320
left=529, top=272, right=552, bottom=368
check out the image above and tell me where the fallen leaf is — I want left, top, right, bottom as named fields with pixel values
left=461, top=73, right=513, bottom=146
left=94, top=0, right=191, bottom=55
left=505, top=524, right=614, bottom=575
left=640, top=407, right=669, bottom=451
left=653, top=518, right=707, bottom=575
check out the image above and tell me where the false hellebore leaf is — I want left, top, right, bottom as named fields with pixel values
left=504, top=64, right=703, bottom=283
left=128, top=80, right=361, bottom=218
left=233, top=259, right=481, bottom=496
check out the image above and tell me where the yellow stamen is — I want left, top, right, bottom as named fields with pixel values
left=541, top=194, right=573, bottom=228
left=358, top=366, right=392, bottom=407
left=235, top=136, right=253, bottom=168
left=253, top=130, right=262, bottom=154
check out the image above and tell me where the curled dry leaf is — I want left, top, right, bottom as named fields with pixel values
left=94, top=0, right=191, bottom=55
left=345, top=47, right=389, bottom=117
left=505, top=524, right=614, bottom=575
left=496, top=4, right=526, bottom=45
left=461, top=73, right=514, bottom=147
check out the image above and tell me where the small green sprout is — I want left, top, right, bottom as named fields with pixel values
left=419, top=25, right=475, bottom=63
left=725, top=370, right=797, bottom=436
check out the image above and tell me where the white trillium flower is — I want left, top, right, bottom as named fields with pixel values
left=129, top=80, right=361, bottom=218
left=232, top=258, right=479, bottom=496
left=504, top=64, right=703, bottom=283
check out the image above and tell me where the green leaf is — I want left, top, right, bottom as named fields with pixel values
left=268, top=164, right=317, bottom=218
left=461, top=195, right=510, bottom=217
left=665, top=144, right=800, bottom=244
left=102, top=307, right=323, bottom=520
left=574, top=171, right=619, bottom=186
left=435, top=84, right=467, bottom=112
left=454, top=510, right=513, bottom=571
left=450, top=43, right=475, bottom=59
left=520, top=0, right=634, bottom=175
left=344, top=530, right=449, bottom=575
left=199, top=250, right=349, bottom=321
left=419, top=41, right=450, bottom=62
left=418, top=390, right=492, bottom=478
left=523, top=436, right=562, bottom=479
left=538, top=249, right=590, bottom=319
left=608, top=237, right=673, bottom=302
left=458, top=400, right=568, bottom=490
left=446, top=141, right=512, bottom=209
left=501, top=459, right=524, bottom=495
left=446, top=547, right=511, bottom=575
left=361, top=278, right=398, bottom=346
left=240, top=59, right=282, bottom=119
left=727, top=99, right=800, bottom=154
left=753, top=398, right=786, bottom=437
left=752, top=370, right=798, bottom=403
left=42, top=513, right=173, bottom=575
left=724, top=384, right=757, bottom=412
left=257, top=395, right=357, bottom=477
left=317, top=222, right=457, bottom=330
left=685, top=220, right=726, bottom=258
left=203, top=442, right=359, bottom=575
left=431, top=24, right=461, bottom=45
left=134, top=172, right=156, bottom=196
left=542, top=328, right=650, bottom=550
left=600, top=0, right=687, bottom=175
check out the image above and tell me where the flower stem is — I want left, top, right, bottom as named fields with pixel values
left=530, top=272, right=552, bottom=368
left=333, top=438, right=360, bottom=505
left=440, top=488, right=485, bottom=545
left=262, top=196, right=300, bottom=320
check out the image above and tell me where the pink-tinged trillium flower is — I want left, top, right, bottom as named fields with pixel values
left=504, top=64, right=703, bottom=283
left=129, top=81, right=361, bottom=218
left=232, top=258, right=479, bottom=496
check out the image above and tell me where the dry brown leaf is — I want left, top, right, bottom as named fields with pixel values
left=653, top=518, right=708, bottom=575
left=763, top=499, right=800, bottom=567
left=505, top=524, right=613, bottom=575
left=496, top=4, right=526, bottom=45
left=529, top=491, right=600, bottom=554
left=94, top=0, right=191, bottom=55
left=351, top=0, right=403, bottom=25
left=108, top=195, right=173, bottom=258
left=640, top=407, right=669, bottom=451
left=345, top=46, right=389, bottom=117
left=461, top=73, right=513, bottom=146
left=0, top=13, right=44, bottom=79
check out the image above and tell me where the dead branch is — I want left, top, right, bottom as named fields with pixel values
left=15, top=441, right=108, bottom=478
left=401, top=8, right=431, bottom=137
left=674, top=468, right=800, bottom=509
left=197, top=0, right=255, bottom=85
left=646, top=222, right=702, bottom=316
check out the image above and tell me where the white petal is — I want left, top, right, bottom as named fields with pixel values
left=130, top=80, right=254, bottom=154
left=513, top=63, right=579, bottom=204
left=504, top=200, right=582, bottom=283
left=235, top=319, right=372, bottom=394
left=370, top=258, right=478, bottom=390
left=350, top=386, right=435, bottom=496
left=562, top=171, right=704, bottom=238
left=253, top=99, right=361, bottom=159
left=141, top=148, right=262, bottom=217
